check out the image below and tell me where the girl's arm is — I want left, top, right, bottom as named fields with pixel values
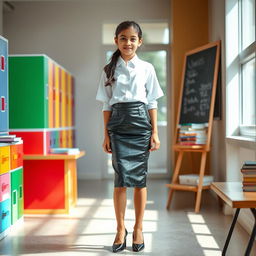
left=103, top=110, right=112, bottom=154
left=148, top=109, right=160, bottom=151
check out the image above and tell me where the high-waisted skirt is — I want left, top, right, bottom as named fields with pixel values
left=107, top=101, right=152, bottom=188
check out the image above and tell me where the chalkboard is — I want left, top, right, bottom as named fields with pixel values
left=179, top=43, right=220, bottom=124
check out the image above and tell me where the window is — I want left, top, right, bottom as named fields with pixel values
left=239, top=0, right=256, bottom=137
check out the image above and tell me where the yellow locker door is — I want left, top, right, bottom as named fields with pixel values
left=0, top=146, right=10, bottom=175
left=67, top=73, right=72, bottom=127
left=61, top=69, right=67, bottom=128
left=54, top=65, right=60, bottom=128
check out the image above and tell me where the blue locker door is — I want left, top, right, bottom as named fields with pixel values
left=0, top=36, right=8, bottom=132
left=0, top=199, right=11, bottom=233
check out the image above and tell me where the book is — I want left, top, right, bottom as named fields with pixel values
left=243, top=187, right=256, bottom=192
left=49, top=148, right=80, bottom=155
left=243, top=174, right=256, bottom=177
left=244, top=161, right=256, bottom=166
left=178, top=123, right=207, bottom=145
left=179, top=174, right=213, bottom=186
left=0, top=135, right=16, bottom=138
left=0, top=137, right=22, bottom=143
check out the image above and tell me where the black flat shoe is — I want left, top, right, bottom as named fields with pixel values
left=132, top=231, right=145, bottom=252
left=112, top=229, right=128, bottom=253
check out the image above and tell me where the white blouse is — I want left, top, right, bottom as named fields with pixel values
left=96, top=55, right=164, bottom=111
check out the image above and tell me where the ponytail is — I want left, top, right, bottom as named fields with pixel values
left=104, top=49, right=121, bottom=86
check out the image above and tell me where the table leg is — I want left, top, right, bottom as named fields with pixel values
left=244, top=208, right=256, bottom=256
left=222, top=208, right=240, bottom=256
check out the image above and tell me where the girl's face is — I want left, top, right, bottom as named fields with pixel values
left=115, top=26, right=142, bottom=61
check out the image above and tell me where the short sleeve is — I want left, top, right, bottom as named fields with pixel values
left=146, top=65, right=164, bottom=109
left=96, top=71, right=112, bottom=111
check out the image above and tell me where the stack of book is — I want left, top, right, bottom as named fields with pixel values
left=178, top=123, right=207, bottom=145
left=0, top=134, right=22, bottom=143
left=49, top=147, right=80, bottom=155
left=241, top=161, right=256, bottom=192
left=179, top=174, right=213, bottom=186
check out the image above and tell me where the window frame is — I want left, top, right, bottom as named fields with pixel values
left=238, top=0, right=256, bottom=137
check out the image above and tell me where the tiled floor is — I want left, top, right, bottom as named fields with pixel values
left=0, top=179, right=255, bottom=256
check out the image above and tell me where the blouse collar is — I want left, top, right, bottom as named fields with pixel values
left=117, top=54, right=139, bottom=68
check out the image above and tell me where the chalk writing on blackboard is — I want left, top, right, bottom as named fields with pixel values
left=179, top=46, right=217, bottom=124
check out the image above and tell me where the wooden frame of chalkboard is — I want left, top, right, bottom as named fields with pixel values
left=166, top=41, right=221, bottom=213
left=174, top=40, right=221, bottom=151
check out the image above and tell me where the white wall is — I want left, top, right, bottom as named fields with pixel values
left=0, top=1, right=3, bottom=35
left=3, top=0, right=170, bottom=179
left=208, top=0, right=226, bottom=182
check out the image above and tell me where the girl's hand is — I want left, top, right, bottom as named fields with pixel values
left=103, top=134, right=112, bottom=154
left=149, top=132, right=160, bottom=151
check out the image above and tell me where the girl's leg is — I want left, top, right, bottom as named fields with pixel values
left=133, top=187, right=147, bottom=243
left=113, top=187, right=127, bottom=244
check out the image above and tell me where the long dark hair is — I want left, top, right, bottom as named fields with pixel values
left=104, top=21, right=142, bottom=86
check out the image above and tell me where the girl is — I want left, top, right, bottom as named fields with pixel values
left=96, top=21, right=163, bottom=253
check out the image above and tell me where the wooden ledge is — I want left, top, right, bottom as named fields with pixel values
left=166, top=183, right=210, bottom=192
left=23, top=150, right=86, bottom=160
left=173, top=144, right=210, bottom=152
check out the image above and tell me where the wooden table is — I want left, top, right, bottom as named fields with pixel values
left=211, top=182, right=256, bottom=256
left=23, top=151, right=85, bottom=214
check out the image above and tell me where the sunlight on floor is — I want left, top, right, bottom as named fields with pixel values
left=73, top=197, right=158, bottom=253
left=187, top=212, right=222, bottom=256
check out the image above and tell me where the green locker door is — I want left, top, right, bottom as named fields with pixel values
left=11, top=168, right=23, bottom=224
left=9, top=56, right=49, bottom=128
left=18, top=168, right=24, bottom=219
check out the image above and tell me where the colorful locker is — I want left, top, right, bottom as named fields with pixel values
left=9, top=131, right=50, bottom=155
left=0, top=172, right=11, bottom=237
left=71, top=76, right=75, bottom=127
left=67, top=73, right=72, bottom=127
left=9, top=56, right=49, bottom=129
left=0, top=199, right=11, bottom=234
left=54, top=65, right=60, bottom=128
left=0, top=36, right=8, bottom=133
left=10, top=142, right=23, bottom=170
left=61, top=69, right=67, bottom=128
left=65, top=73, right=69, bottom=128
left=11, top=167, right=23, bottom=224
left=0, top=146, right=10, bottom=175
left=0, top=173, right=10, bottom=202
left=67, top=129, right=72, bottom=148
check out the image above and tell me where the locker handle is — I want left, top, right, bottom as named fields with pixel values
left=2, top=183, right=9, bottom=192
left=2, top=210, right=9, bottom=219
left=19, top=185, right=23, bottom=199
left=13, top=153, right=18, bottom=160
left=1, top=55, right=4, bottom=71
left=1, top=156, right=9, bottom=164
left=13, top=190, right=17, bottom=205
left=18, top=152, right=22, bottom=159
left=1, top=96, right=5, bottom=111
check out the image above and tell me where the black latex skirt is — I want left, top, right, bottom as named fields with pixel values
left=107, top=102, right=152, bottom=188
